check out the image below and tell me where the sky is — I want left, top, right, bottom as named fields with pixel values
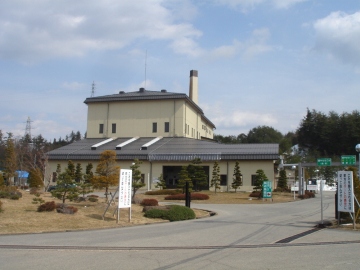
left=1, top=0, right=360, bottom=141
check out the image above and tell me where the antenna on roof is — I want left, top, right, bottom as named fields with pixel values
left=144, top=50, right=147, bottom=89
left=91, top=81, right=95, bottom=97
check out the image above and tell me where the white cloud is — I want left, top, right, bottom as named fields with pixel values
left=209, top=28, right=272, bottom=60
left=0, top=0, right=202, bottom=63
left=213, top=0, right=307, bottom=11
left=313, top=11, right=360, bottom=65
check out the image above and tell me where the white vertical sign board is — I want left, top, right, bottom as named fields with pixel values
left=337, top=171, right=354, bottom=213
left=118, top=169, right=132, bottom=209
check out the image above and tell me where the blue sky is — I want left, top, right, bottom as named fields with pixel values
left=1, top=0, right=360, bottom=141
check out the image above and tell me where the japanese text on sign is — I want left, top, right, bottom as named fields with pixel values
left=118, top=169, right=132, bottom=209
left=337, top=171, right=354, bottom=213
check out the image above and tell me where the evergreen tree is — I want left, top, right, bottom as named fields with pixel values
left=178, top=165, right=192, bottom=192
left=4, top=133, right=17, bottom=185
left=75, top=163, right=83, bottom=183
left=277, top=169, right=288, bottom=190
left=231, top=161, right=242, bottom=192
left=155, top=173, right=166, bottom=189
left=131, top=159, right=144, bottom=201
left=188, top=158, right=207, bottom=191
left=253, top=169, right=268, bottom=193
left=0, top=173, right=4, bottom=186
left=91, top=150, right=119, bottom=202
left=78, top=163, right=93, bottom=198
left=51, top=162, right=79, bottom=203
left=28, top=167, right=44, bottom=188
left=210, top=161, right=221, bottom=193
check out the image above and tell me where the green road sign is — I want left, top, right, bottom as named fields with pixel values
left=262, top=180, right=272, bottom=198
left=341, top=155, right=356, bottom=165
left=317, top=158, right=331, bottom=166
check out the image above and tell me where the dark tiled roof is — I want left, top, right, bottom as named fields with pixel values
left=83, top=89, right=216, bottom=128
left=47, top=137, right=279, bottom=161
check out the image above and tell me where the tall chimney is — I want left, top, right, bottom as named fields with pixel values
left=189, top=70, right=198, bottom=104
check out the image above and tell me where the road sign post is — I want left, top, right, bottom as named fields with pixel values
left=341, top=155, right=356, bottom=166
left=317, top=158, right=331, bottom=166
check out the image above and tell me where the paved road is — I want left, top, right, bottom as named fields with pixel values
left=1, top=191, right=360, bottom=269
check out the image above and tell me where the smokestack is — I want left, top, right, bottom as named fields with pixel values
left=189, top=70, right=198, bottom=104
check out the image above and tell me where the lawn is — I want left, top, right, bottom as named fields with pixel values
left=0, top=188, right=298, bottom=235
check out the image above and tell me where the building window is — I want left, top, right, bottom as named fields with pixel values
left=141, top=174, right=145, bottom=184
left=251, top=175, right=257, bottom=186
left=164, top=122, right=169, bottom=132
left=52, top=172, right=57, bottom=183
left=220, top=175, right=227, bottom=186
left=99, top=124, right=104, bottom=134
left=112, top=123, right=116, bottom=133
left=152, top=122, right=157, bottom=133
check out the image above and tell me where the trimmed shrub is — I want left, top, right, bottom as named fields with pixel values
left=56, top=203, right=78, bottom=214
left=144, top=208, right=167, bottom=219
left=87, top=194, right=99, bottom=198
left=305, top=190, right=315, bottom=198
left=166, top=205, right=196, bottom=221
left=145, top=189, right=182, bottom=195
left=140, top=198, right=159, bottom=206
left=164, top=193, right=209, bottom=200
left=0, top=189, right=22, bottom=199
left=249, top=191, right=261, bottom=198
left=88, top=197, right=98, bottom=202
left=38, top=201, right=56, bottom=212
left=144, top=205, right=195, bottom=221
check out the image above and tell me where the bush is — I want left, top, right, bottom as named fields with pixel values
left=298, top=191, right=315, bottom=200
left=87, top=194, right=99, bottom=198
left=10, top=194, right=21, bottom=200
left=0, top=200, right=3, bottom=212
left=166, top=205, right=196, bottom=221
left=140, top=198, right=159, bottom=206
left=145, top=189, right=182, bottom=195
left=164, top=193, right=209, bottom=200
left=38, top=201, right=56, bottom=212
left=249, top=191, right=261, bottom=198
left=88, top=197, right=98, bottom=202
left=144, top=208, right=167, bottom=219
left=56, top=203, right=78, bottom=214
left=144, top=205, right=196, bottom=221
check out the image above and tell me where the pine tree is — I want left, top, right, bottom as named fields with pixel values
left=210, top=161, right=221, bottom=193
left=231, top=161, right=242, bottom=192
left=155, top=173, right=167, bottom=189
left=277, top=169, right=288, bottom=191
left=4, top=133, right=17, bottom=185
left=178, top=165, right=192, bottom=192
left=51, top=162, right=79, bottom=203
left=78, top=163, right=93, bottom=198
left=28, top=168, right=44, bottom=188
left=91, top=150, right=119, bottom=202
left=253, top=169, right=268, bottom=193
left=131, top=159, right=144, bottom=201
left=75, top=163, right=83, bottom=183
left=188, top=158, right=207, bottom=191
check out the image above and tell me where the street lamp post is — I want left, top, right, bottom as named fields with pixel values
left=356, top=144, right=360, bottom=179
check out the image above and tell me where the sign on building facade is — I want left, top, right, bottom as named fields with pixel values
left=337, top=171, right=354, bottom=213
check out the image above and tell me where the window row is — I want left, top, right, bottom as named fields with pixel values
left=99, top=123, right=170, bottom=134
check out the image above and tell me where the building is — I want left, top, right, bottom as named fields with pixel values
left=46, top=70, right=279, bottom=191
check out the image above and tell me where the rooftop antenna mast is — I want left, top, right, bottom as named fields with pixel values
left=91, top=81, right=95, bottom=97
left=25, top=116, right=33, bottom=138
left=144, top=50, right=147, bottom=89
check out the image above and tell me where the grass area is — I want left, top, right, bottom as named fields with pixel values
left=0, top=188, right=297, bottom=235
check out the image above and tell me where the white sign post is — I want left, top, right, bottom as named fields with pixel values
left=337, top=171, right=355, bottom=229
left=118, top=169, right=132, bottom=223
